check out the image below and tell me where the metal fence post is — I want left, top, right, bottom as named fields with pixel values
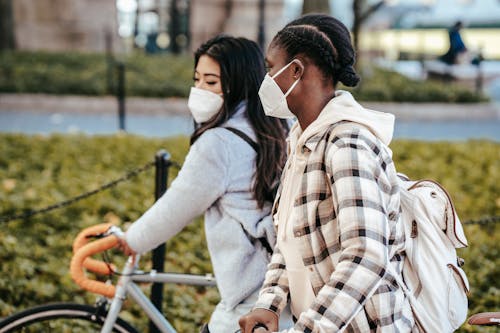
left=116, top=62, right=126, bottom=131
left=149, top=149, right=171, bottom=333
left=473, top=50, right=484, bottom=96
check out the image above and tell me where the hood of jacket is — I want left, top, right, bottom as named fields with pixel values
left=289, top=90, right=395, bottom=152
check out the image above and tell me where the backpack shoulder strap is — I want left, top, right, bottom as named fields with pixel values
left=223, top=127, right=259, bottom=153
left=222, top=127, right=273, bottom=254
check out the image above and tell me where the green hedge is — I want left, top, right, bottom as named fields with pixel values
left=0, top=50, right=488, bottom=102
left=0, top=51, right=194, bottom=98
left=0, top=133, right=498, bottom=332
left=346, top=66, right=488, bottom=103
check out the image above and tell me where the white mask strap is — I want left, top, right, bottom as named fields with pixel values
left=271, top=59, right=302, bottom=97
left=284, top=77, right=300, bottom=98
left=271, top=60, right=294, bottom=79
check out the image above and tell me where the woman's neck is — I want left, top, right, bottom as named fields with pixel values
left=296, top=88, right=335, bottom=130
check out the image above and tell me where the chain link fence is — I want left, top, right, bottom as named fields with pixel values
left=0, top=159, right=498, bottom=226
left=0, top=159, right=182, bottom=224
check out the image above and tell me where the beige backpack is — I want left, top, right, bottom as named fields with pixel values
left=392, top=174, right=470, bottom=332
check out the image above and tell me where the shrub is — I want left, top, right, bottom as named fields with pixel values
left=0, top=134, right=498, bottom=332
left=344, top=67, right=489, bottom=103
left=0, top=51, right=193, bottom=97
left=0, top=51, right=488, bottom=102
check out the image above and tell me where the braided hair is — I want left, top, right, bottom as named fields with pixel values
left=272, top=14, right=360, bottom=87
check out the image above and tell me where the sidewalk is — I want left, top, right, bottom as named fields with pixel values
left=0, top=93, right=188, bottom=116
left=365, top=101, right=500, bottom=120
left=1, top=93, right=499, bottom=121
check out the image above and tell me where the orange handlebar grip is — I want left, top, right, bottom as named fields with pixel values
left=72, top=223, right=114, bottom=252
left=72, top=223, right=116, bottom=275
left=70, top=234, right=118, bottom=298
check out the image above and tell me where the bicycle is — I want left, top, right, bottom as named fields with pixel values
left=0, top=223, right=217, bottom=333
left=0, top=223, right=497, bottom=333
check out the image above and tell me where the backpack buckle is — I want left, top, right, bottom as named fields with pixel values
left=411, top=220, right=418, bottom=238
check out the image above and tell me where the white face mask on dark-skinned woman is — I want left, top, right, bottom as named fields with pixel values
left=258, top=60, right=301, bottom=119
left=187, top=87, right=224, bottom=123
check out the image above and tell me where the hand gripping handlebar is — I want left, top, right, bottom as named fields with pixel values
left=70, top=223, right=119, bottom=298
left=468, top=312, right=500, bottom=326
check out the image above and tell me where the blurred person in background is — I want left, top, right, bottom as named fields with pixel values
left=117, top=34, right=292, bottom=333
left=440, top=20, right=468, bottom=65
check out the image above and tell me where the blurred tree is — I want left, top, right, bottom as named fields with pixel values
left=217, top=0, right=233, bottom=33
left=352, top=0, right=385, bottom=66
left=0, top=0, right=15, bottom=50
left=302, top=0, right=330, bottom=14
left=258, top=0, right=265, bottom=50
left=170, top=0, right=180, bottom=54
left=133, top=0, right=140, bottom=48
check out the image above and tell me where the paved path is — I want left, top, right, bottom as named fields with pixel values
left=1, top=93, right=499, bottom=121
left=0, top=93, right=188, bottom=116
left=2, top=93, right=499, bottom=141
left=365, top=101, right=500, bottom=120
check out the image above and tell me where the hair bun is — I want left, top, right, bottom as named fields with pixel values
left=337, top=65, right=360, bottom=87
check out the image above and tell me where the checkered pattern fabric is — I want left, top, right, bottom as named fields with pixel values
left=255, top=122, right=416, bottom=332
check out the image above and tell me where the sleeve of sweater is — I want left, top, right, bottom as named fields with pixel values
left=126, top=130, right=229, bottom=254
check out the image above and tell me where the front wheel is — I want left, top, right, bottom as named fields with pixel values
left=0, top=302, right=138, bottom=333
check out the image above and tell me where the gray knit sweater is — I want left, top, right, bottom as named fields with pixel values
left=126, top=103, right=276, bottom=309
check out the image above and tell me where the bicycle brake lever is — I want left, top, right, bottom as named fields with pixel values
left=107, top=225, right=125, bottom=238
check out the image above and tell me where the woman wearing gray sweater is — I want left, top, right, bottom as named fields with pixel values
left=117, top=35, right=289, bottom=333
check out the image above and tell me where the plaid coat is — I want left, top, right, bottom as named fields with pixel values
left=255, top=120, right=416, bottom=332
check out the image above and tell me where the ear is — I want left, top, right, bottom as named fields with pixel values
left=291, top=59, right=305, bottom=79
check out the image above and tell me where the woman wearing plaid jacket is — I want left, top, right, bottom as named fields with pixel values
left=239, top=14, right=416, bottom=333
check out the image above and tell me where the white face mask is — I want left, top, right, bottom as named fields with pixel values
left=258, top=60, right=301, bottom=119
left=187, top=87, right=224, bottom=123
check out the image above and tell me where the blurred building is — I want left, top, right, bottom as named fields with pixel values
left=356, top=0, right=500, bottom=60
left=359, top=0, right=500, bottom=30
left=11, top=0, right=120, bottom=52
left=190, top=0, right=285, bottom=51
left=7, top=0, right=285, bottom=53
left=132, top=0, right=286, bottom=53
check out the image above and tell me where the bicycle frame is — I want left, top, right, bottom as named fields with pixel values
left=68, top=223, right=217, bottom=333
left=101, top=254, right=216, bottom=333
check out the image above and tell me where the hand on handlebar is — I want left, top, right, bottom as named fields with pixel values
left=116, top=234, right=136, bottom=257
left=239, top=308, right=278, bottom=333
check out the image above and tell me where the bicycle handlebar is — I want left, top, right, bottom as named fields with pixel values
left=72, top=223, right=117, bottom=275
left=70, top=223, right=119, bottom=298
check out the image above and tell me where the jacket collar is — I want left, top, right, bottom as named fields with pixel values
left=290, top=91, right=395, bottom=155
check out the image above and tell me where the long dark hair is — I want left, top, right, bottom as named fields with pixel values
left=190, top=34, right=289, bottom=208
